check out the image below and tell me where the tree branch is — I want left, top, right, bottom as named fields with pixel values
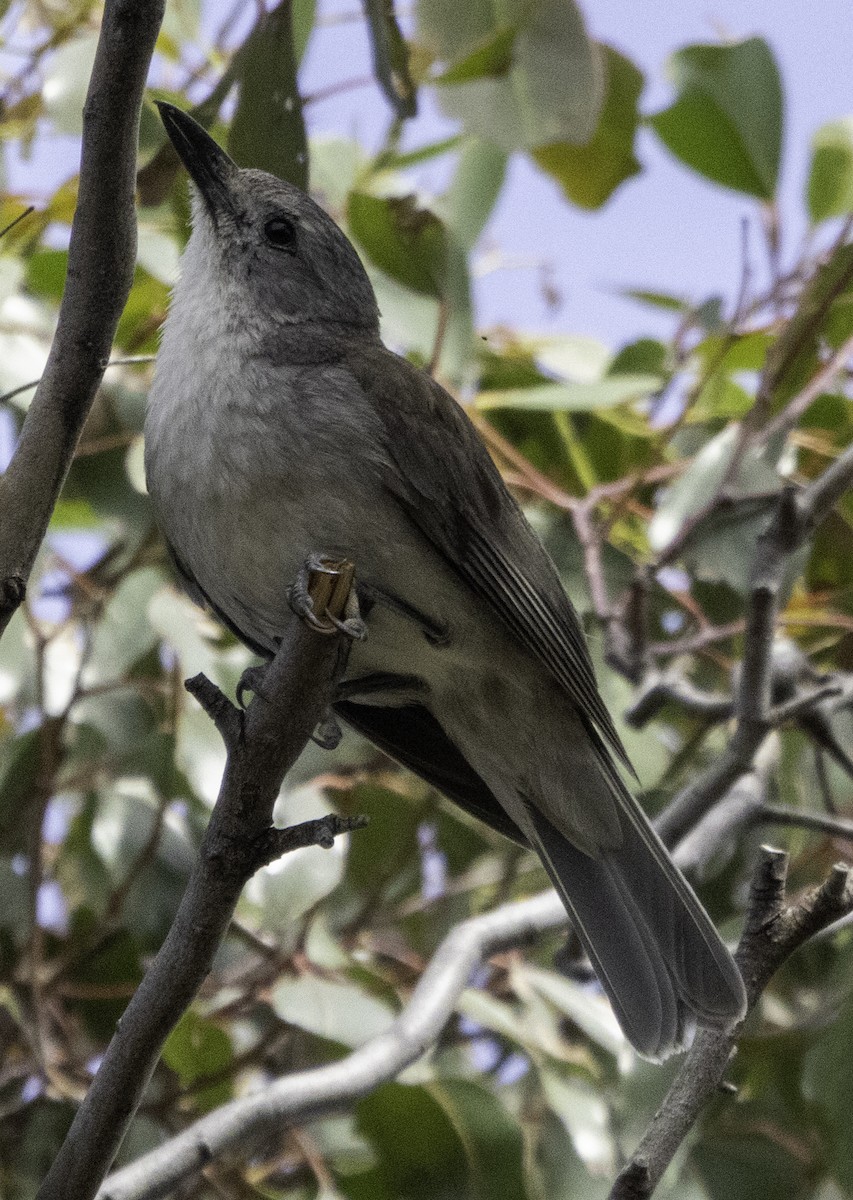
left=38, top=562, right=360, bottom=1200
left=98, top=889, right=567, bottom=1200
left=0, top=0, right=165, bottom=638
left=609, top=847, right=853, bottom=1200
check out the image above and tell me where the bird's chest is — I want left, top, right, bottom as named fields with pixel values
left=145, top=346, right=408, bottom=653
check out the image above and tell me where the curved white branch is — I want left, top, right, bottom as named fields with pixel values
left=99, top=890, right=565, bottom=1200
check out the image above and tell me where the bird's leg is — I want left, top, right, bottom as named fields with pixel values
left=324, top=581, right=367, bottom=641
left=357, top=582, right=450, bottom=646
left=289, top=555, right=366, bottom=746
left=288, top=555, right=367, bottom=641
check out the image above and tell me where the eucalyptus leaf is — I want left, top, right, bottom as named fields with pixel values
left=809, top=117, right=853, bottom=223
left=162, top=1010, right=234, bottom=1112
left=42, top=33, right=99, bottom=136
left=650, top=37, right=783, bottom=199
left=534, top=45, right=643, bottom=210
left=440, top=139, right=507, bottom=251
left=272, top=975, right=395, bottom=1048
left=518, top=964, right=628, bottom=1057
left=228, top=0, right=308, bottom=188
left=419, top=0, right=603, bottom=151
left=348, top=192, right=448, bottom=297
left=478, top=373, right=661, bottom=411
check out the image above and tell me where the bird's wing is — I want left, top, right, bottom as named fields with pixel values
left=343, top=343, right=631, bottom=772
left=335, top=700, right=529, bottom=846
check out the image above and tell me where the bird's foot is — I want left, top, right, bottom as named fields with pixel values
left=312, top=710, right=343, bottom=750
left=289, top=556, right=366, bottom=641
left=236, top=663, right=272, bottom=709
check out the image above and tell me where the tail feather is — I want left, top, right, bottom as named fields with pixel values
left=528, top=797, right=746, bottom=1060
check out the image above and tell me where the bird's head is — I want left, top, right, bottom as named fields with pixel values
left=156, top=101, right=379, bottom=338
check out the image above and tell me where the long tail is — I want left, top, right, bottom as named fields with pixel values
left=527, top=791, right=747, bottom=1060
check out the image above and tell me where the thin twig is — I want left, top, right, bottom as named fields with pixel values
left=762, top=329, right=853, bottom=444
left=0, top=205, right=35, bottom=240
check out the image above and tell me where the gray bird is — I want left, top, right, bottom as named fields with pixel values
left=146, top=102, right=746, bottom=1059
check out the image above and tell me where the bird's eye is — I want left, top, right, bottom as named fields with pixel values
left=263, top=216, right=297, bottom=251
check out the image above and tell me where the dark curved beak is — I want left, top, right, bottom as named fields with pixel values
left=156, top=101, right=238, bottom=219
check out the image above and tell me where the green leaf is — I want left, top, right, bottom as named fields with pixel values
left=26, top=248, right=68, bottom=301
left=251, top=786, right=349, bottom=935
left=610, top=337, right=668, bottom=377
left=356, top=1080, right=529, bottom=1200
left=292, top=0, right=317, bottom=62
left=310, top=135, right=369, bottom=209
left=694, top=330, right=773, bottom=373
left=83, top=567, right=166, bottom=685
left=539, top=1068, right=614, bottom=1172
left=48, top=498, right=101, bottom=529
left=363, top=0, right=417, bottom=118
left=649, top=38, right=783, bottom=199
left=379, top=133, right=463, bottom=170
left=159, top=0, right=202, bottom=55
left=803, top=995, right=853, bottom=1193
left=429, top=1079, right=530, bottom=1200
left=808, top=117, right=853, bottom=224
left=228, top=0, right=308, bottom=188
left=519, top=964, right=628, bottom=1057
left=457, top=986, right=569, bottom=1062
left=533, top=45, right=643, bottom=210
left=535, top=334, right=612, bottom=382
left=162, top=1011, right=234, bottom=1112
left=272, top=976, right=395, bottom=1048
left=477, top=373, right=661, bottom=411
left=690, top=375, right=753, bottom=422
left=433, top=25, right=517, bottom=84
left=0, top=729, right=41, bottom=852
left=337, top=782, right=419, bottom=902
left=623, top=288, right=689, bottom=313
left=419, top=0, right=603, bottom=151
left=147, top=585, right=219, bottom=681
left=348, top=192, right=448, bottom=297
left=356, top=1082, right=468, bottom=1197
left=648, top=425, right=772, bottom=553
left=42, top=33, right=99, bottom=135
left=69, top=928, right=142, bottom=1040
left=441, top=138, right=508, bottom=251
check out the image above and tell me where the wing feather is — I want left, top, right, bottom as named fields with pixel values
left=343, top=343, right=631, bottom=771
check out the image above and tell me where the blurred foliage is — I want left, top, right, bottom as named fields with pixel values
left=1, top=2, right=853, bottom=1199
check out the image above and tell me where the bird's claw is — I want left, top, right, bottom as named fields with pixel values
left=236, top=664, right=271, bottom=709
left=312, top=710, right=343, bottom=750
left=288, top=556, right=365, bottom=640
